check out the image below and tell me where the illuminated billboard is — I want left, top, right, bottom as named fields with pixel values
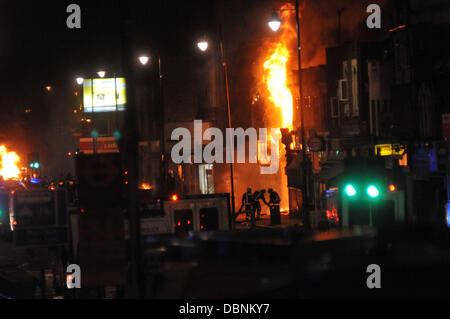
left=374, top=144, right=406, bottom=157
left=83, top=78, right=126, bottom=113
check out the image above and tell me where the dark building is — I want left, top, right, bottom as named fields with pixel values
left=316, top=0, right=450, bottom=228
left=388, top=0, right=450, bottom=226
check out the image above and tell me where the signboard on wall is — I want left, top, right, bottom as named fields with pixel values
left=374, top=144, right=406, bottom=157
left=79, top=137, right=119, bottom=154
left=83, top=78, right=126, bottom=113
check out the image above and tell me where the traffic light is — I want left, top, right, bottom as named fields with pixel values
left=341, top=156, right=392, bottom=200
left=367, top=185, right=380, bottom=198
left=345, top=184, right=357, bottom=197
left=27, top=152, right=40, bottom=179
left=343, top=182, right=383, bottom=199
left=113, top=130, right=121, bottom=140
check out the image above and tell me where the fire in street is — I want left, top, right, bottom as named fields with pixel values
left=0, top=145, right=21, bottom=181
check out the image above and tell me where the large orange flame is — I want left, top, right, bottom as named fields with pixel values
left=263, top=3, right=297, bottom=131
left=263, top=44, right=294, bottom=131
left=260, top=3, right=298, bottom=213
left=0, top=146, right=21, bottom=181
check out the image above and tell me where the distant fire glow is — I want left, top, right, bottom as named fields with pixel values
left=0, top=146, right=21, bottom=181
left=140, top=183, right=152, bottom=190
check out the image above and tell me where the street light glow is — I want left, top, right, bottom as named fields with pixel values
left=345, top=184, right=357, bottom=197
left=268, top=11, right=282, bottom=32
left=197, top=41, right=209, bottom=52
left=367, top=185, right=380, bottom=198
left=76, top=77, right=84, bottom=85
left=139, top=56, right=150, bottom=65
left=97, top=71, right=106, bottom=78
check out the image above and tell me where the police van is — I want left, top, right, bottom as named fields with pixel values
left=124, top=193, right=232, bottom=238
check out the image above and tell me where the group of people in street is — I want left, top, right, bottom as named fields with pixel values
left=236, top=188, right=281, bottom=222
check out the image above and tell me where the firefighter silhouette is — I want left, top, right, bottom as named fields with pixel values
left=242, top=188, right=254, bottom=221
left=263, top=189, right=281, bottom=225
left=265, top=188, right=281, bottom=206
left=252, top=189, right=266, bottom=221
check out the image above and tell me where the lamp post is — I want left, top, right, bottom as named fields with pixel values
left=75, top=74, right=98, bottom=153
left=197, top=28, right=236, bottom=225
left=136, top=54, right=167, bottom=198
left=138, top=56, right=150, bottom=66
left=268, top=0, right=310, bottom=229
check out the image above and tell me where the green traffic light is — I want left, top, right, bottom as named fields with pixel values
left=367, top=185, right=380, bottom=198
left=345, top=184, right=357, bottom=197
left=91, top=130, right=99, bottom=139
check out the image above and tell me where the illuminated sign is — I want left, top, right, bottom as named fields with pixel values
left=83, top=78, right=126, bottom=113
left=374, top=144, right=406, bottom=157
left=79, top=137, right=119, bottom=154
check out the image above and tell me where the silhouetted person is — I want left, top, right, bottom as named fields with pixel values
left=265, top=189, right=281, bottom=225
left=266, top=189, right=281, bottom=206
left=253, top=189, right=266, bottom=221
left=242, top=188, right=254, bottom=221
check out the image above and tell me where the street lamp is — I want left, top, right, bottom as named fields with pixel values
left=268, top=11, right=282, bottom=32
left=76, top=77, right=84, bottom=85
left=138, top=56, right=150, bottom=66
left=268, top=0, right=310, bottom=229
left=97, top=71, right=106, bottom=78
left=196, top=30, right=236, bottom=226
left=135, top=54, right=167, bottom=198
left=197, top=41, right=209, bottom=52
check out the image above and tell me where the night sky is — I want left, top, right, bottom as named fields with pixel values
left=0, top=0, right=216, bottom=161
left=0, top=0, right=392, bottom=175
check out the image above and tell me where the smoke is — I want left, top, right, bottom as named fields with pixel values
left=298, top=0, right=391, bottom=67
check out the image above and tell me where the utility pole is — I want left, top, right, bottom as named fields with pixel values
left=158, top=57, right=167, bottom=198
left=219, top=24, right=236, bottom=224
left=295, top=0, right=310, bottom=229
left=120, top=18, right=141, bottom=299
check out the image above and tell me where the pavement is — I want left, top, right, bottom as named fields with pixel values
left=234, top=211, right=303, bottom=230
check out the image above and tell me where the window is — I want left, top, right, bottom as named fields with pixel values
left=199, top=164, right=214, bottom=195
left=199, top=208, right=219, bottom=231
left=174, top=209, right=194, bottom=235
